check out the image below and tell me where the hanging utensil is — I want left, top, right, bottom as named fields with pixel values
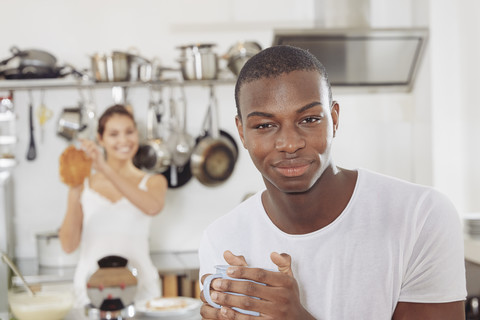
left=57, top=90, right=88, bottom=142
left=26, top=90, right=36, bottom=161
left=77, top=88, right=97, bottom=140
left=111, top=86, right=126, bottom=104
left=1, top=251, right=36, bottom=296
left=133, top=88, right=171, bottom=173
left=35, top=90, right=53, bottom=144
left=167, top=86, right=195, bottom=167
left=56, top=106, right=87, bottom=142
left=85, top=88, right=97, bottom=140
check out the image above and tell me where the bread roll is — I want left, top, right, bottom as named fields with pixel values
left=59, top=145, right=92, bottom=187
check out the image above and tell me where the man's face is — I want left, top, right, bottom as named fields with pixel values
left=236, top=70, right=339, bottom=193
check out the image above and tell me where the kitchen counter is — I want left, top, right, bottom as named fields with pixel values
left=12, top=250, right=199, bottom=286
left=7, top=252, right=202, bottom=320
left=64, top=306, right=201, bottom=320
left=5, top=282, right=202, bottom=320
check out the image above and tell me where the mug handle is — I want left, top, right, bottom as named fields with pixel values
left=203, top=273, right=223, bottom=309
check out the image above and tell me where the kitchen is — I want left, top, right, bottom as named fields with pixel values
left=1, top=0, right=480, bottom=319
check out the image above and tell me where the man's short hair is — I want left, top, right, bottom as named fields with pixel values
left=234, top=45, right=332, bottom=118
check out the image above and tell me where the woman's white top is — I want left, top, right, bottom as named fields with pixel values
left=73, top=174, right=160, bottom=308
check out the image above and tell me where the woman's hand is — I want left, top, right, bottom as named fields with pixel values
left=80, top=138, right=107, bottom=173
left=78, top=138, right=167, bottom=216
left=200, top=251, right=315, bottom=319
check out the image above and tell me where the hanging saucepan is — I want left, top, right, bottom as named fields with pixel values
left=190, top=86, right=238, bottom=187
left=133, top=90, right=171, bottom=173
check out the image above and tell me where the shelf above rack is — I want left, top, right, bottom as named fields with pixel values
left=0, top=77, right=237, bottom=91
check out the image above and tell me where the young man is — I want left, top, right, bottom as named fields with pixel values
left=199, top=45, right=466, bottom=319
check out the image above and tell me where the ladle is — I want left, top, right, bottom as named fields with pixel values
left=168, top=86, right=194, bottom=167
left=26, top=90, right=36, bottom=161
left=1, top=251, right=36, bottom=296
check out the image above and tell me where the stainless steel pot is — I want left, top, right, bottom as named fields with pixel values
left=128, top=54, right=152, bottom=82
left=224, top=41, right=262, bottom=76
left=90, top=51, right=129, bottom=82
left=36, top=231, right=79, bottom=267
left=177, top=44, right=218, bottom=80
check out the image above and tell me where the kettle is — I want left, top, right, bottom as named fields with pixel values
left=86, top=255, right=137, bottom=318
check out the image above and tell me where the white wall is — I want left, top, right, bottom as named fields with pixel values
left=429, top=0, right=480, bottom=213
left=2, top=0, right=462, bottom=259
left=459, top=1, right=480, bottom=211
left=1, top=0, right=317, bottom=258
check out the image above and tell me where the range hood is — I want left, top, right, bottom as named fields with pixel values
left=272, top=28, right=428, bottom=93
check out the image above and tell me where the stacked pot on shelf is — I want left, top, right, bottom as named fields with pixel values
left=176, top=41, right=262, bottom=80
left=90, top=50, right=161, bottom=83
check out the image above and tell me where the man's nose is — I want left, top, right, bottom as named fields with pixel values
left=275, top=127, right=306, bottom=153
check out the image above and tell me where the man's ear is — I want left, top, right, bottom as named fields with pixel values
left=331, top=101, right=340, bottom=137
left=235, top=115, right=247, bottom=148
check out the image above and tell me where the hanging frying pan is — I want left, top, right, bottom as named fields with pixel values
left=190, top=86, right=238, bottom=187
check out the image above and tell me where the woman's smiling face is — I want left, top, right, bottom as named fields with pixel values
left=236, top=70, right=339, bottom=193
left=98, top=114, right=139, bottom=161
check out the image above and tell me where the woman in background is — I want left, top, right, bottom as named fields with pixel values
left=59, top=104, right=167, bottom=308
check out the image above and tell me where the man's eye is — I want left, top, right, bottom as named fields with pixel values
left=255, top=123, right=273, bottom=129
left=302, top=117, right=321, bottom=124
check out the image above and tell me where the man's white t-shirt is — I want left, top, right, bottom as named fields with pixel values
left=199, top=169, right=466, bottom=319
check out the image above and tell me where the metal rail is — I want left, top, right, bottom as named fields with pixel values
left=0, top=78, right=236, bottom=91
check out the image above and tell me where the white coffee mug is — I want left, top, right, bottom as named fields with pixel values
left=203, top=265, right=274, bottom=317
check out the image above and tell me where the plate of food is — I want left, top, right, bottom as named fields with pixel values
left=135, top=296, right=202, bottom=317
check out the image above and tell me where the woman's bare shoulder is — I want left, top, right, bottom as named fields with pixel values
left=146, top=173, right=168, bottom=189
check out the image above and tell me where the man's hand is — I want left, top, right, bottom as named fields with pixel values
left=200, top=251, right=315, bottom=319
left=200, top=251, right=247, bottom=319
left=224, top=250, right=248, bottom=267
